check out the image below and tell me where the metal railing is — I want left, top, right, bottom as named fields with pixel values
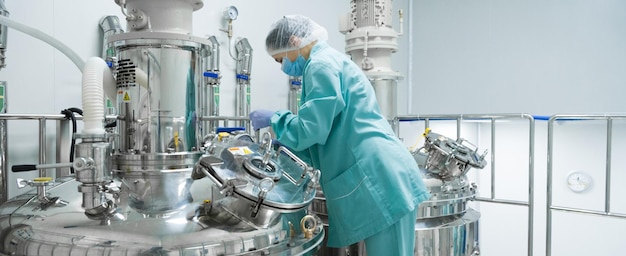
left=546, top=114, right=626, bottom=256
left=0, top=113, right=74, bottom=204
left=397, top=113, right=535, bottom=256
left=0, top=114, right=72, bottom=177
left=0, top=113, right=252, bottom=202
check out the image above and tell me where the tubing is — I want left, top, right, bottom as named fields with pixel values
left=82, top=57, right=112, bottom=134
left=0, top=15, right=84, bottom=72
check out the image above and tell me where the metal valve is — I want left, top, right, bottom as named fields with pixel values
left=16, top=177, right=68, bottom=210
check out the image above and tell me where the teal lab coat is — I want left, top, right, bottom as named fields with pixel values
left=270, top=42, right=430, bottom=247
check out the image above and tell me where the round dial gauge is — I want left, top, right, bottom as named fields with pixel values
left=566, top=172, right=592, bottom=193
left=226, top=6, right=239, bottom=20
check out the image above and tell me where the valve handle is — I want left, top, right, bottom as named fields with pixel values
left=12, top=165, right=37, bottom=172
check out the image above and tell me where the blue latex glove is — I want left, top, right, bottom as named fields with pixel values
left=249, top=109, right=275, bottom=130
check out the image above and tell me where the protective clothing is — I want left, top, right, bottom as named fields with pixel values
left=364, top=209, right=417, bottom=255
left=269, top=41, right=430, bottom=247
left=249, top=109, right=274, bottom=130
left=281, top=54, right=306, bottom=76
left=265, top=15, right=328, bottom=56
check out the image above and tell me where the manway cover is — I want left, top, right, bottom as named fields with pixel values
left=204, top=139, right=316, bottom=211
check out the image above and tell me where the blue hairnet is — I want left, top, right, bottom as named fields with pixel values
left=265, top=15, right=328, bottom=56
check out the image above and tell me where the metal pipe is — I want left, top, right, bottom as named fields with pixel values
left=0, top=114, right=120, bottom=121
left=0, top=0, right=8, bottom=70
left=0, top=114, right=70, bottom=120
left=235, top=38, right=252, bottom=129
left=0, top=81, right=6, bottom=203
left=55, top=119, right=71, bottom=178
left=456, top=117, right=461, bottom=139
left=474, top=198, right=528, bottom=206
left=490, top=118, right=496, bottom=200
left=98, top=16, right=124, bottom=59
left=605, top=118, right=612, bottom=214
left=33, top=162, right=73, bottom=169
left=38, top=118, right=46, bottom=178
left=527, top=114, right=535, bottom=256
left=205, top=36, right=221, bottom=134
left=198, top=115, right=249, bottom=121
left=288, top=77, right=301, bottom=114
left=551, top=206, right=626, bottom=219
left=406, top=0, right=413, bottom=113
left=546, top=116, right=555, bottom=256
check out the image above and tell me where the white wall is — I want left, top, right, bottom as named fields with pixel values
left=406, top=0, right=626, bottom=115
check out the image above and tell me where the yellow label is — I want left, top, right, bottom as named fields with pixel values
left=123, top=92, right=131, bottom=102
left=218, top=132, right=230, bottom=141
left=228, top=146, right=253, bottom=156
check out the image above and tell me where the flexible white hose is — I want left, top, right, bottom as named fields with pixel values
left=0, top=15, right=84, bottom=72
left=82, top=57, right=112, bottom=134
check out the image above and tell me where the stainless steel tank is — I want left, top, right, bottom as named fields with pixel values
left=412, top=129, right=486, bottom=256
left=0, top=131, right=324, bottom=255
left=101, top=0, right=215, bottom=217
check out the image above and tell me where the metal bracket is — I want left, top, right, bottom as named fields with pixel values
left=219, top=178, right=247, bottom=197
left=250, top=177, right=274, bottom=218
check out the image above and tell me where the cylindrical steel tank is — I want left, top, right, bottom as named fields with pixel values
left=0, top=132, right=325, bottom=255
left=106, top=0, right=214, bottom=216
left=107, top=30, right=211, bottom=215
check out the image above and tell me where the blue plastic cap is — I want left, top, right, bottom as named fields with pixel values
left=204, top=71, right=219, bottom=78
left=290, top=80, right=302, bottom=86
left=236, top=74, right=250, bottom=80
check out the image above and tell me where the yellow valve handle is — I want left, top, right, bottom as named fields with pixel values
left=174, top=131, right=179, bottom=150
left=422, top=128, right=431, bottom=137
left=33, top=177, right=53, bottom=182
left=300, top=215, right=316, bottom=239
left=218, top=132, right=230, bottom=141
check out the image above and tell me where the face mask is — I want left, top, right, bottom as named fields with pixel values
left=281, top=54, right=306, bottom=77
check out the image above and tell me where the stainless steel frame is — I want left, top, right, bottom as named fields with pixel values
left=0, top=82, right=6, bottom=203
left=0, top=114, right=78, bottom=179
left=546, top=114, right=626, bottom=256
left=397, top=113, right=535, bottom=256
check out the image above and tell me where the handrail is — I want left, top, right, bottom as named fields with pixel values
left=546, top=114, right=626, bottom=256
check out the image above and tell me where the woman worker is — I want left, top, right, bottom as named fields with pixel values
left=249, top=15, right=430, bottom=255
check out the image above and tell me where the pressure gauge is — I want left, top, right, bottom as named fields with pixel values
left=226, top=6, right=239, bottom=20
left=566, top=171, right=592, bottom=193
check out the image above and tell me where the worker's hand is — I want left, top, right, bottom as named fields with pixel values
left=249, top=109, right=275, bottom=131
